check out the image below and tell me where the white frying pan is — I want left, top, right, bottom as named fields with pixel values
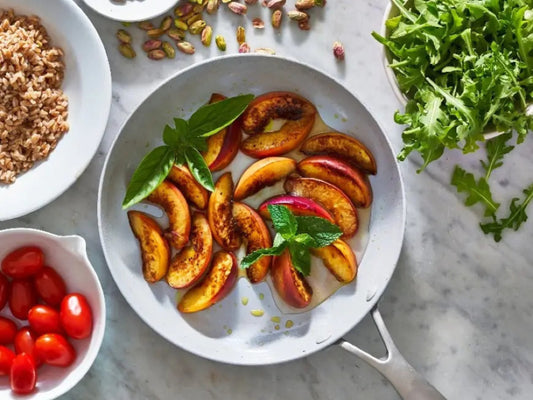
left=98, top=55, right=445, bottom=399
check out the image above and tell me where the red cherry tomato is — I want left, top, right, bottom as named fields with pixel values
left=14, top=327, right=41, bottom=367
left=1, top=246, right=44, bottom=279
left=33, top=266, right=67, bottom=306
left=9, top=279, right=37, bottom=320
left=0, top=274, right=9, bottom=311
left=28, top=305, right=62, bottom=335
left=10, top=353, right=36, bottom=394
left=0, top=346, right=15, bottom=375
left=35, top=333, right=76, bottom=367
left=0, top=316, right=17, bottom=345
left=60, top=293, right=93, bottom=340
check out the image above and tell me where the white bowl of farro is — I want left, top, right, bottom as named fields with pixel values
left=81, top=0, right=179, bottom=23
left=0, top=0, right=111, bottom=221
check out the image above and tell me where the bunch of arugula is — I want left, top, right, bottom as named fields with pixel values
left=122, top=94, right=253, bottom=209
left=241, top=205, right=342, bottom=275
left=373, top=0, right=533, bottom=241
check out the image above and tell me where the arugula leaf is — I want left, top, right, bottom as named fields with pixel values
left=451, top=166, right=499, bottom=217
left=184, top=146, right=214, bottom=192
left=189, top=94, right=254, bottom=137
left=295, top=216, right=342, bottom=247
left=481, top=132, right=514, bottom=179
left=163, top=118, right=188, bottom=148
left=288, top=241, right=311, bottom=276
left=240, top=242, right=287, bottom=269
left=122, top=146, right=175, bottom=209
left=268, top=204, right=297, bottom=240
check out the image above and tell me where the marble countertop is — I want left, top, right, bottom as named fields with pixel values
left=2, top=0, right=533, bottom=398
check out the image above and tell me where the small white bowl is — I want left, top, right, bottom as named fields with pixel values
left=81, top=0, right=179, bottom=22
left=0, top=228, right=106, bottom=400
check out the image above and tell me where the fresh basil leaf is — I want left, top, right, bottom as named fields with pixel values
left=184, top=146, right=214, bottom=192
left=122, top=146, right=175, bottom=209
left=163, top=118, right=188, bottom=148
left=289, top=241, right=311, bottom=276
left=293, top=233, right=317, bottom=248
left=295, top=216, right=342, bottom=247
left=188, top=94, right=254, bottom=137
left=268, top=205, right=297, bottom=240
left=240, top=241, right=288, bottom=269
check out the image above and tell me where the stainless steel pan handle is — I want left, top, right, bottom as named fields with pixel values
left=337, top=306, right=446, bottom=400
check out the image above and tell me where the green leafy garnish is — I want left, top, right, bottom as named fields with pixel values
left=240, top=205, right=342, bottom=276
left=451, top=166, right=499, bottom=218
left=122, top=94, right=253, bottom=209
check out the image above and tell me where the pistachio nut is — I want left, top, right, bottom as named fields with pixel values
left=174, top=3, right=193, bottom=17
left=222, top=0, right=231, bottom=3
left=189, top=20, right=206, bottom=34
left=186, top=12, right=203, bottom=25
left=176, top=41, right=196, bottom=54
left=160, top=16, right=173, bottom=31
left=119, top=43, right=136, bottom=59
left=252, top=17, right=265, bottom=29
left=121, top=21, right=131, bottom=27
left=298, top=20, right=310, bottom=30
left=215, top=35, right=226, bottom=51
left=116, top=29, right=131, bottom=44
left=142, top=39, right=162, bottom=52
left=245, top=0, right=258, bottom=3
left=271, top=9, right=282, bottom=28
left=239, top=42, right=251, bottom=53
left=295, top=0, right=315, bottom=10
left=167, top=27, right=186, bottom=41
left=162, top=41, right=176, bottom=58
left=287, top=10, right=308, bottom=21
left=333, top=41, right=345, bottom=61
left=138, top=21, right=154, bottom=31
left=315, top=0, right=326, bottom=6
left=228, top=2, right=247, bottom=14
left=236, top=26, right=245, bottom=44
left=192, top=4, right=205, bottom=13
left=148, top=49, right=166, bottom=60
left=174, top=19, right=188, bottom=31
left=267, top=0, right=285, bottom=9
left=201, top=26, right=213, bottom=46
left=206, top=0, right=219, bottom=14
left=147, top=28, right=165, bottom=38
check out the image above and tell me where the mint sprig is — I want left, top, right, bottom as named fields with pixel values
left=122, top=94, right=254, bottom=209
left=240, top=205, right=342, bottom=276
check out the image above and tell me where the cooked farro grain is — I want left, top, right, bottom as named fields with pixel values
left=0, top=9, right=69, bottom=184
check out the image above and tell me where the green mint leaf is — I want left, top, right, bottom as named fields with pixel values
left=184, top=146, right=214, bottom=192
left=293, top=233, right=317, bottom=248
left=268, top=205, right=297, bottom=240
left=122, top=146, right=175, bottom=209
left=295, top=216, right=342, bottom=247
left=163, top=118, right=188, bottom=148
left=188, top=94, right=254, bottom=137
left=240, top=241, right=288, bottom=269
left=272, top=232, right=286, bottom=248
left=481, top=132, right=514, bottom=180
left=288, top=241, right=311, bottom=276
left=451, top=166, right=500, bottom=217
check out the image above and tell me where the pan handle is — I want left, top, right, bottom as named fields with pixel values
left=337, top=306, right=446, bottom=400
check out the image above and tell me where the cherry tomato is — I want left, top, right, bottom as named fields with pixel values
left=0, top=316, right=17, bottom=345
left=1, top=246, right=44, bottom=279
left=0, top=274, right=9, bottom=311
left=0, top=346, right=15, bottom=375
left=28, top=305, right=62, bottom=335
left=14, top=327, right=41, bottom=367
left=35, top=333, right=76, bottom=367
left=9, top=279, right=38, bottom=320
left=33, top=266, right=66, bottom=306
left=60, top=293, right=93, bottom=340
left=10, top=353, right=36, bottom=394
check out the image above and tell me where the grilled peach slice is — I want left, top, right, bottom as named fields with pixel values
left=167, top=164, right=209, bottom=209
left=311, top=239, right=357, bottom=282
left=147, top=180, right=191, bottom=249
left=167, top=213, right=213, bottom=289
left=233, top=202, right=272, bottom=283
left=208, top=172, right=241, bottom=251
left=284, top=175, right=358, bottom=238
left=178, top=251, right=238, bottom=313
left=258, top=195, right=334, bottom=222
left=201, top=93, right=242, bottom=171
left=127, top=211, right=170, bottom=283
left=234, top=157, right=296, bottom=201
left=271, top=249, right=312, bottom=309
left=240, top=91, right=317, bottom=158
left=297, top=156, right=373, bottom=208
left=300, top=132, right=377, bottom=175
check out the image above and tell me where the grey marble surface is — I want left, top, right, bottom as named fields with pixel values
left=2, top=0, right=533, bottom=399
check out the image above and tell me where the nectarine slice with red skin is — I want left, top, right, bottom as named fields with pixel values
left=258, top=195, right=334, bottom=223
left=240, top=91, right=317, bottom=158
left=311, top=239, right=357, bottom=283
left=178, top=251, right=238, bottom=313
left=234, top=157, right=297, bottom=201
left=147, top=180, right=191, bottom=250
left=127, top=211, right=170, bottom=283
left=233, top=202, right=272, bottom=283
left=297, top=155, right=373, bottom=208
left=208, top=172, right=241, bottom=251
left=167, top=164, right=209, bottom=210
left=300, top=132, right=377, bottom=175
left=271, top=250, right=312, bottom=309
left=166, top=213, right=213, bottom=289
left=284, top=175, right=358, bottom=238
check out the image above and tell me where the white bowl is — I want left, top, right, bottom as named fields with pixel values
left=0, top=0, right=111, bottom=221
left=82, top=0, right=178, bottom=22
left=0, top=229, right=106, bottom=400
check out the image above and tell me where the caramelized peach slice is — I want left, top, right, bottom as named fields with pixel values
left=208, top=172, right=241, bottom=251
left=167, top=213, right=213, bottom=289
left=297, top=156, right=373, bottom=208
left=233, top=202, right=272, bottom=283
left=147, top=180, right=191, bottom=249
left=178, top=251, right=238, bottom=313
left=284, top=175, right=358, bottom=238
left=127, top=211, right=170, bottom=283
left=167, top=164, right=209, bottom=210
left=311, top=239, right=357, bottom=283
left=258, top=195, right=334, bottom=223
left=271, top=249, right=312, bottom=309
left=240, top=91, right=317, bottom=158
left=234, top=157, right=296, bottom=201
left=300, top=132, right=377, bottom=175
